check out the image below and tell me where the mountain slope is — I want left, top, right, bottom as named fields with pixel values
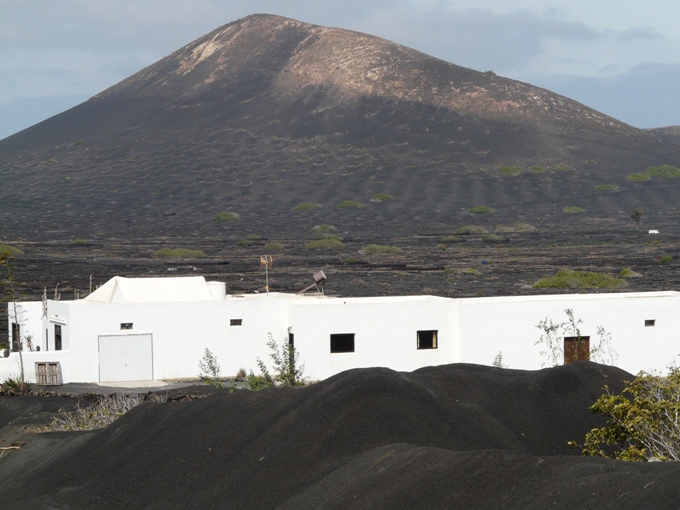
left=1, top=14, right=679, bottom=241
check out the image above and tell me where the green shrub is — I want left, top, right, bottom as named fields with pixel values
left=440, top=235, right=465, bottom=243
left=660, top=254, right=673, bottom=264
left=315, top=233, right=343, bottom=241
left=263, top=242, right=284, bottom=252
left=436, top=244, right=447, bottom=251
left=454, top=225, right=489, bottom=235
left=310, top=224, right=337, bottom=234
left=70, top=239, right=89, bottom=245
left=513, top=223, right=537, bottom=232
left=646, top=165, right=680, bottom=178
left=620, top=267, right=642, bottom=278
left=343, top=257, right=360, bottom=264
left=556, top=164, right=570, bottom=171
left=464, top=268, right=482, bottom=275
left=498, top=165, right=522, bottom=176
left=627, top=173, right=651, bottom=182
left=482, top=234, right=505, bottom=243
left=154, top=248, right=208, bottom=258
left=362, top=244, right=403, bottom=255
left=246, top=234, right=260, bottom=240
left=563, top=206, right=586, bottom=213
left=373, top=193, right=394, bottom=201
left=236, top=240, right=251, bottom=247
left=305, top=238, right=345, bottom=250
left=533, top=269, right=625, bottom=289
left=0, top=244, right=24, bottom=256
left=586, top=159, right=596, bottom=165
left=293, top=203, right=322, bottom=211
left=468, top=206, right=496, bottom=214
left=495, top=225, right=515, bottom=233
left=337, top=200, right=362, bottom=208
left=213, top=211, right=241, bottom=222
left=444, top=267, right=481, bottom=275
left=530, top=166, right=546, bottom=173
left=595, top=184, right=619, bottom=192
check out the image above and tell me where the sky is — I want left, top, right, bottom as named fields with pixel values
left=2, top=0, right=680, bottom=140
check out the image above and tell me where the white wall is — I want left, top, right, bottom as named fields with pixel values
left=290, top=296, right=459, bottom=381
left=459, top=292, right=680, bottom=374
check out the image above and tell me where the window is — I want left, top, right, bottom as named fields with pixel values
left=11, top=323, right=20, bottom=352
left=330, top=333, right=355, bottom=353
left=417, top=330, right=438, bottom=350
left=120, top=323, right=133, bottom=330
left=645, top=319, right=656, bottom=327
left=54, top=325, right=62, bottom=351
left=230, top=319, right=242, bottom=326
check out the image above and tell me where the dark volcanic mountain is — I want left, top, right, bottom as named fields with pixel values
left=2, top=13, right=680, bottom=242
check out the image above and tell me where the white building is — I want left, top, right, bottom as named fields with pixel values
left=3, top=276, right=679, bottom=384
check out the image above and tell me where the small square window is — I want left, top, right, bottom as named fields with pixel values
left=645, top=319, right=655, bottom=327
left=120, top=323, right=133, bottom=330
left=417, top=330, right=438, bottom=349
left=230, top=319, right=242, bottom=326
left=330, top=333, right=355, bottom=353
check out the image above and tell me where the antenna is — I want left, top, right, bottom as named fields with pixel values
left=260, top=255, right=273, bottom=294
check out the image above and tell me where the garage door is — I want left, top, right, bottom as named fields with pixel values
left=99, top=334, right=153, bottom=383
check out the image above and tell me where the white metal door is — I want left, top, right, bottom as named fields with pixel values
left=98, top=334, right=153, bottom=382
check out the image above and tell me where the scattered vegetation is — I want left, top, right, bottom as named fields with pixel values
left=246, top=333, right=306, bottom=390
left=468, top=206, right=496, bottom=214
left=563, top=206, right=586, bottom=213
left=536, top=308, right=617, bottom=367
left=627, top=173, right=651, bottom=182
left=337, top=200, right=362, bottom=209
left=444, top=267, right=481, bottom=275
left=513, top=223, right=537, bottom=232
left=533, top=269, right=625, bottom=290
left=362, top=244, right=403, bottom=255
left=530, top=166, right=546, bottom=173
left=440, top=235, right=465, bottom=243
left=630, top=208, right=643, bottom=227
left=70, top=239, right=89, bottom=245
left=263, top=242, right=284, bottom=252
left=578, top=367, right=680, bottom=461
left=154, top=248, right=207, bottom=258
left=620, top=267, right=642, bottom=278
left=660, top=254, right=673, bottom=265
left=436, top=244, right=447, bottom=251
left=310, top=224, right=337, bottom=234
left=0, top=375, right=32, bottom=396
left=494, top=225, right=515, bottom=233
left=646, top=165, right=680, bottom=178
left=236, top=239, right=252, bottom=247
left=212, top=211, right=241, bottom=222
left=48, top=393, right=165, bottom=431
left=556, top=164, right=570, bottom=171
left=498, top=165, right=522, bottom=176
left=372, top=193, right=394, bottom=201
left=482, top=234, right=506, bottom=243
left=595, top=184, right=619, bottom=192
left=305, top=238, right=345, bottom=250
left=293, top=202, right=322, bottom=211
left=492, top=352, right=508, bottom=369
left=0, top=244, right=24, bottom=256
left=454, top=225, right=489, bottom=235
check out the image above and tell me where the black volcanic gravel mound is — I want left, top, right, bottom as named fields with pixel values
left=4, top=362, right=680, bottom=509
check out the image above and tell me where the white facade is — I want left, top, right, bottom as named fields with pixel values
left=3, top=275, right=680, bottom=384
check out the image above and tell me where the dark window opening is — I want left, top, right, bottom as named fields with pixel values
left=230, top=319, right=242, bottom=326
left=288, top=332, right=294, bottom=348
left=120, top=323, right=133, bottom=330
left=11, top=323, right=20, bottom=352
left=46, top=328, right=49, bottom=351
left=417, top=330, right=438, bottom=350
left=54, top=325, right=62, bottom=351
left=564, top=336, right=590, bottom=364
left=645, top=319, right=656, bottom=327
left=330, top=333, right=355, bottom=353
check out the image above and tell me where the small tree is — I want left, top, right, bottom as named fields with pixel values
left=630, top=208, right=643, bottom=227
left=198, top=348, right=224, bottom=391
left=579, top=367, right=680, bottom=461
left=492, top=352, right=508, bottom=368
left=247, top=333, right=306, bottom=390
